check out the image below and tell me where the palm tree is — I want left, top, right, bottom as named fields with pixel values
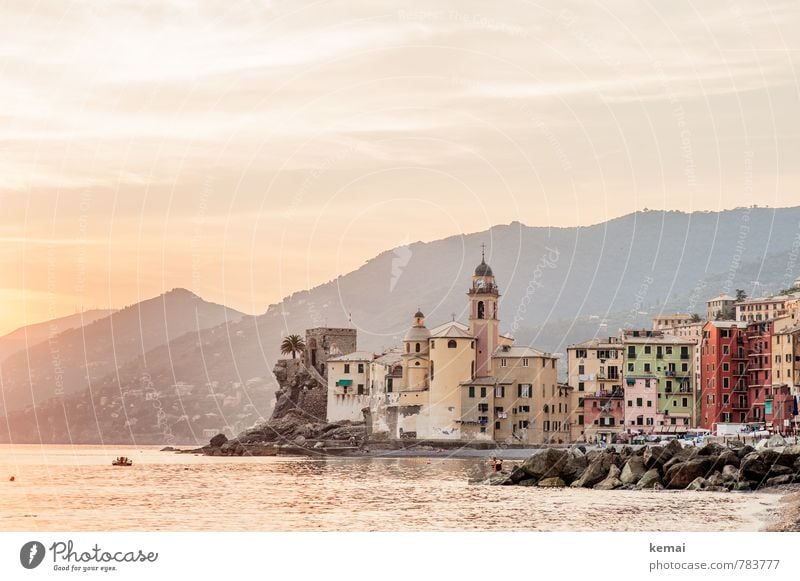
left=280, top=334, right=305, bottom=359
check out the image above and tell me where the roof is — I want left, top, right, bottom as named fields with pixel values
left=414, top=309, right=425, bottom=318
left=705, top=320, right=747, bottom=329
left=623, top=335, right=694, bottom=345
left=431, top=323, right=474, bottom=339
left=328, top=351, right=376, bottom=362
left=429, top=320, right=469, bottom=335
left=568, top=337, right=622, bottom=349
left=460, top=376, right=497, bottom=386
left=374, top=349, right=402, bottom=366
left=708, top=294, right=735, bottom=302
left=493, top=345, right=555, bottom=359
left=404, top=325, right=431, bottom=342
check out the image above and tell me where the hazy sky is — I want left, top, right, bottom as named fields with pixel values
left=1, top=0, right=799, bottom=334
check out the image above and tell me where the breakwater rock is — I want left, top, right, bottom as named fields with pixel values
left=477, top=440, right=800, bottom=491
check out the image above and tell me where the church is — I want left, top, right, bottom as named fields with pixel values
left=326, top=251, right=571, bottom=444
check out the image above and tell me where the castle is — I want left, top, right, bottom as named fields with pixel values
left=325, top=250, right=571, bottom=444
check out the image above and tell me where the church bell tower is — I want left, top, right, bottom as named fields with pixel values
left=468, top=245, right=500, bottom=377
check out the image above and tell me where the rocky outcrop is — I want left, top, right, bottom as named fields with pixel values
left=478, top=440, right=800, bottom=491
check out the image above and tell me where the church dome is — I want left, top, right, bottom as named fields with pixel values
left=414, top=309, right=425, bottom=319
left=474, top=259, right=493, bottom=277
left=404, top=325, right=431, bottom=342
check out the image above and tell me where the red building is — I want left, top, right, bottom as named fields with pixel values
left=746, top=321, right=773, bottom=422
left=700, top=321, right=748, bottom=430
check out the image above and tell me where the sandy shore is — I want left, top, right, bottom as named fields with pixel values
left=766, top=486, right=800, bottom=531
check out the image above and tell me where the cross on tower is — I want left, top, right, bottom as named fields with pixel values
left=480, top=243, right=486, bottom=262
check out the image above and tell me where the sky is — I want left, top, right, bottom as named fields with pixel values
left=1, top=0, right=799, bottom=334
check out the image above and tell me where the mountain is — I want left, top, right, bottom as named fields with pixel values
left=0, top=289, right=245, bottom=417
left=0, top=309, right=115, bottom=362
left=5, top=206, right=800, bottom=445
left=261, top=206, right=800, bottom=354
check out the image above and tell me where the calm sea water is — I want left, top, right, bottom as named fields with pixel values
left=0, top=445, right=782, bottom=531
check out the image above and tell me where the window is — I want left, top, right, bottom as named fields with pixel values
left=477, top=301, right=485, bottom=319
left=722, top=363, right=729, bottom=372
left=644, top=363, right=651, bottom=373
left=387, top=378, right=393, bottom=393
left=519, top=420, right=530, bottom=429
left=495, top=421, right=501, bottom=430
left=644, top=345, right=651, bottom=354
left=501, top=358, right=508, bottom=368
left=627, top=400, right=632, bottom=407
left=723, top=377, right=729, bottom=388
left=628, top=363, right=634, bottom=372
left=723, top=345, right=729, bottom=355
left=357, top=363, right=364, bottom=374
left=578, top=364, right=585, bottom=375
left=480, top=387, right=486, bottom=398
left=357, top=384, right=364, bottom=395
left=415, top=343, right=421, bottom=353
left=430, top=361, right=434, bottom=381
left=344, top=363, right=350, bottom=374
left=430, top=341, right=435, bottom=349
left=519, top=405, right=530, bottom=413
left=636, top=397, right=643, bottom=407
left=647, top=400, right=652, bottom=407
left=478, top=403, right=489, bottom=412
left=495, top=386, right=505, bottom=398
left=682, top=397, right=688, bottom=407
left=468, top=386, right=475, bottom=398
left=578, top=382, right=585, bottom=392
left=522, top=358, right=529, bottom=367
left=666, top=346, right=673, bottom=355
left=447, top=340, right=457, bottom=349
left=518, top=384, right=532, bottom=398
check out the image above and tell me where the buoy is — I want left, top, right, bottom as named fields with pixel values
left=9, top=476, right=15, bottom=482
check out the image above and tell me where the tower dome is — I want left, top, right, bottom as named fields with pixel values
left=474, top=260, right=493, bottom=277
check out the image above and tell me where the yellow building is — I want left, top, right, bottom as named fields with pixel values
left=326, top=250, right=565, bottom=444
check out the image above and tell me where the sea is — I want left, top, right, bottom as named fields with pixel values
left=0, top=444, right=783, bottom=531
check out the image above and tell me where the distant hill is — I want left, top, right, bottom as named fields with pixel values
left=0, top=289, right=244, bottom=417
left=5, top=206, right=800, bottom=444
left=0, top=309, right=115, bottom=362
left=260, top=206, right=800, bottom=353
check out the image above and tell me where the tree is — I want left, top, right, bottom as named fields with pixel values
left=735, top=289, right=747, bottom=302
left=691, top=313, right=701, bottom=322
left=280, top=334, right=305, bottom=359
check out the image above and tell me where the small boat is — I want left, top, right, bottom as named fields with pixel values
left=111, top=457, right=133, bottom=467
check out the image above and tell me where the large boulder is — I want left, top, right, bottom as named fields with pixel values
left=760, top=445, right=800, bottom=468
left=643, top=439, right=683, bottom=471
left=686, top=477, right=707, bottom=490
left=663, top=457, right=715, bottom=489
left=561, top=448, right=589, bottom=483
left=209, top=433, right=228, bottom=448
left=571, top=450, right=616, bottom=488
left=766, top=434, right=787, bottom=448
left=520, top=449, right=570, bottom=482
left=538, top=477, right=566, bottom=488
left=737, top=452, right=794, bottom=485
left=766, top=474, right=793, bottom=487
left=697, top=442, right=725, bottom=457
left=593, top=465, right=623, bottom=490
left=736, top=444, right=755, bottom=458
left=636, top=468, right=662, bottom=489
left=717, top=449, right=740, bottom=469
left=620, top=455, right=647, bottom=485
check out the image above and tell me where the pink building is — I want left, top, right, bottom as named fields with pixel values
left=623, top=377, right=664, bottom=435
left=581, top=387, right=625, bottom=443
